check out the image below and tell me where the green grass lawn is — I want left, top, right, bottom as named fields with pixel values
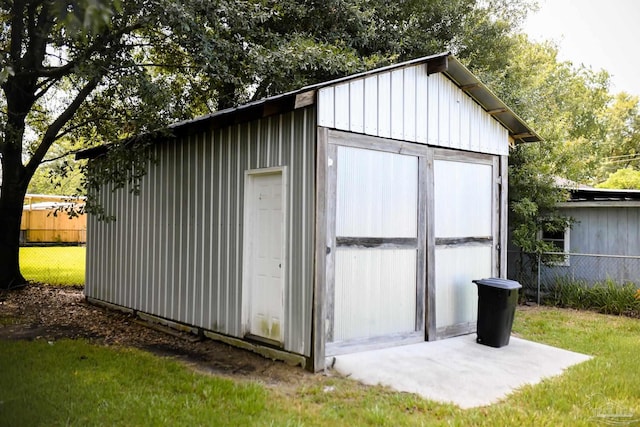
left=1, top=307, right=639, bottom=426
left=19, top=246, right=85, bottom=286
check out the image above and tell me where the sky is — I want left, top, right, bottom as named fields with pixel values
left=522, top=0, right=640, bottom=96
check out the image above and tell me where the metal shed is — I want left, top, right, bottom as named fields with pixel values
left=79, top=52, right=540, bottom=371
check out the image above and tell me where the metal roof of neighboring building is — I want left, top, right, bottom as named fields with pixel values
left=566, top=187, right=640, bottom=202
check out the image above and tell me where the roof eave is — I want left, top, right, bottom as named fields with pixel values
left=442, top=57, right=541, bottom=144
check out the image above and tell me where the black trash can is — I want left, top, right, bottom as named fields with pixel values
left=473, top=278, right=522, bottom=348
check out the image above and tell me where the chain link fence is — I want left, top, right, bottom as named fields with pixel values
left=19, top=246, right=86, bottom=286
left=508, top=251, right=640, bottom=304
left=20, top=229, right=86, bottom=245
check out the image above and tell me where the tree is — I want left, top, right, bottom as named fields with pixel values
left=1, top=0, right=535, bottom=289
left=0, top=0, right=289, bottom=288
left=595, top=93, right=640, bottom=180
left=596, top=168, right=640, bottom=189
left=471, top=36, right=595, bottom=256
left=508, top=143, right=571, bottom=254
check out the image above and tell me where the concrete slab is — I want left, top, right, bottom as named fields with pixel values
left=331, top=334, right=591, bottom=408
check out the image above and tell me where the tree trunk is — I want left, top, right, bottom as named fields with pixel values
left=0, top=113, right=30, bottom=289
left=0, top=157, right=29, bottom=290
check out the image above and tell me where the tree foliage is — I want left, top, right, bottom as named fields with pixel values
left=596, top=168, right=640, bottom=190
left=5, top=0, right=638, bottom=287
left=595, top=94, right=640, bottom=180
left=0, top=0, right=536, bottom=288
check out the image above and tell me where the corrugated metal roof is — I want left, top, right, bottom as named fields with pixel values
left=567, top=187, right=640, bottom=202
left=442, top=57, right=541, bottom=143
left=77, top=52, right=540, bottom=159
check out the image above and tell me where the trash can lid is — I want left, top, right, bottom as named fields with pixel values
left=472, top=278, right=522, bottom=290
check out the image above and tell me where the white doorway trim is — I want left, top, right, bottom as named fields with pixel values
left=241, top=166, right=288, bottom=346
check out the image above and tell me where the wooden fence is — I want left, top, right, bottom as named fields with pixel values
left=21, top=195, right=86, bottom=245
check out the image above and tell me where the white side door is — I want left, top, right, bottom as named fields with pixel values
left=243, top=169, right=286, bottom=344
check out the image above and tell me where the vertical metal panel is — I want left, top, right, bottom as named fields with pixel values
left=170, top=139, right=179, bottom=319
left=478, top=114, right=489, bottom=153
left=438, top=76, right=451, bottom=147
left=427, top=73, right=439, bottom=146
left=450, top=81, right=461, bottom=148
left=349, top=79, right=364, bottom=133
left=120, top=178, right=129, bottom=307
left=334, top=248, right=417, bottom=341
left=403, top=66, right=417, bottom=141
left=145, top=151, right=154, bottom=313
left=415, top=64, right=429, bottom=143
left=214, top=128, right=224, bottom=329
left=434, top=159, right=493, bottom=238
left=85, top=107, right=316, bottom=357
left=334, top=83, right=350, bottom=130
left=206, top=129, right=216, bottom=329
left=159, top=143, right=170, bottom=318
left=318, top=86, right=335, bottom=128
left=198, top=132, right=210, bottom=327
left=377, top=72, right=391, bottom=138
left=363, top=76, right=378, bottom=135
left=220, top=128, right=231, bottom=330
left=390, top=69, right=404, bottom=140
left=193, top=133, right=204, bottom=326
left=459, top=93, right=471, bottom=150
left=469, top=102, right=481, bottom=152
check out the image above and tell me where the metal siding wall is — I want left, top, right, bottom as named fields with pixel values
left=627, top=208, right=640, bottom=255
left=317, top=66, right=509, bottom=155
left=84, top=108, right=316, bottom=357
left=566, top=206, right=640, bottom=255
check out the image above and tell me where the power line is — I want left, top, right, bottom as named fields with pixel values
left=603, top=153, right=640, bottom=161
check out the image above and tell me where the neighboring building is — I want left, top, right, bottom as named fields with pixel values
left=21, top=194, right=86, bottom=245
left=550, top=186, right=640, bottom=284
left=508, top=184, right=640, bottom=294
left=78, top=53, right=540, bottom=371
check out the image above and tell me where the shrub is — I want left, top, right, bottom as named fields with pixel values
left=548, top=277, right=640, bottom=317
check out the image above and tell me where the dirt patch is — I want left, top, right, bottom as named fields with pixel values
left=0, top=284, right=319, bottom=390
